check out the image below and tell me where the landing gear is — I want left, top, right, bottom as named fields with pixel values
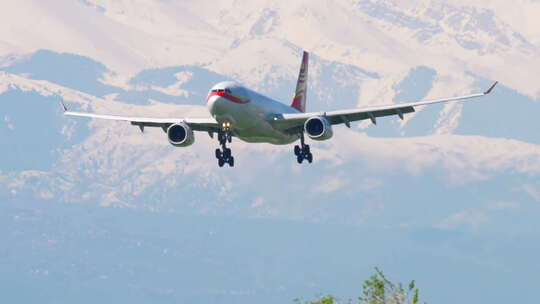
left=294, top=133, right=313, bottom=164
left=216, top=130, right=234, bottom=167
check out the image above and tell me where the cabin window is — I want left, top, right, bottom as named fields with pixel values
left=225, top=89, right=231, bottom=93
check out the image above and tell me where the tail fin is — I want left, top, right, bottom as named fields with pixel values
left=290, top=51, right=309, bottom=112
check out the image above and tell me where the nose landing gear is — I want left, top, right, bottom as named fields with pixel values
left=294, top=133, right=313, bottom=164
left=216, top=130, right=234, bottom=167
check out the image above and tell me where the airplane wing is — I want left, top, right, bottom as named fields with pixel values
left=62, top=103, right=219, bottom=133
left=276, top=81, right=498, bottom=130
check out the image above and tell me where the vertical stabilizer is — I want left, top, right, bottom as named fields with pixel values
left=290, top=51, right=308, bottom=112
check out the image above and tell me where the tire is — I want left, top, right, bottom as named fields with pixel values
left=218, top=158, right=225, bottom=167
left=215, top=149, right=222, bottom=159
left=294, top=145, right=301, bottom=156
left=305, top=145, right=310, bottom=154
left=306, top=153, right=313, bottom=163
left=229, top=156, right=235, bottom=167
left=224, top=148, right=231, bottom=159
left=297, top=155, right=303, bottom=164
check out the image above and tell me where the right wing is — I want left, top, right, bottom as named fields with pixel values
left=62, top=103, right=219, bottom=133
left=275, top=81, right=498, bottom=130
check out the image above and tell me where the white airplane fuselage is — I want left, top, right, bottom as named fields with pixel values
left=206, top=81, right=301, bottom=145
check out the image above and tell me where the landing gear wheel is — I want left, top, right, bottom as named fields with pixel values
left=216, top=130, right=235, bottom=167
left=306, top=153, right=313, bottom=163
left=224, top=148, right=231, bottom=159
left=294, top=145, right=301, bottom=156
left=294, top=133, right=314, bottom=165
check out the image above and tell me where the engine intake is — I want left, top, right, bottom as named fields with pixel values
left=167, top=123, right=195, bottom=147
left=304, top=116, right=333, bottom=141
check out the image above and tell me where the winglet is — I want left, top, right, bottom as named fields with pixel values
left=60, top=100, right=68, bottom=112
left=484, top=81, right=498, bottom=95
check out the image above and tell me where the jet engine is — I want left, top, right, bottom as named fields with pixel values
left=304, top=116, right=333, bottom=141
left=167, top=123, right=195, bottom=147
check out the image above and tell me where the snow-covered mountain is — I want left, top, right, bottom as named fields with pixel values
left=2, top=0, right=539, bottom=212
left=1, top=1, right=540, bottom=304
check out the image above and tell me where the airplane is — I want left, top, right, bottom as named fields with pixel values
left=62, top=51, right=498, bottom=167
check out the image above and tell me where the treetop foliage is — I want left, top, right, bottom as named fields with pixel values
left=295, top=267, right=426, bottom=304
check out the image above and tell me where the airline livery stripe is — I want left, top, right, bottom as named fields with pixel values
left=206, top=92, right=249, bottom=104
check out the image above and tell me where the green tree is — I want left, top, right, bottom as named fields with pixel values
left=296, top=268, right=425, bottom=304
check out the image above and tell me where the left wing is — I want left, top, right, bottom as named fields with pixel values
left=275, top=81, right=498, bottom=130
left=62, top=102, right=219, bottom=133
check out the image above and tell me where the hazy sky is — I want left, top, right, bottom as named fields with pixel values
left=1, top=1, right=539, bottom=303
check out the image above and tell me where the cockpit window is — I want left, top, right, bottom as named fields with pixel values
left=211, top=88, right=232, bottom=93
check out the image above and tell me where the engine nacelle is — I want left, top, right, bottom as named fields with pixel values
left=304, top=116, right=333, bottom=141
left=167, top=123, right=195, bottom=147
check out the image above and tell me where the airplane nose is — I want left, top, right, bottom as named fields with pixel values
left=207, top=95, right=224, bottom=115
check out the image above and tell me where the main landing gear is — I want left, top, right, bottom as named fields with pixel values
left=215, top=130, right=234, bottom=167
left=294, top=133, right=313, bottom=164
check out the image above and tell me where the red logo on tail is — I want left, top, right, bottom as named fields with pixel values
left=290, top=51, right=309, bottom=112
